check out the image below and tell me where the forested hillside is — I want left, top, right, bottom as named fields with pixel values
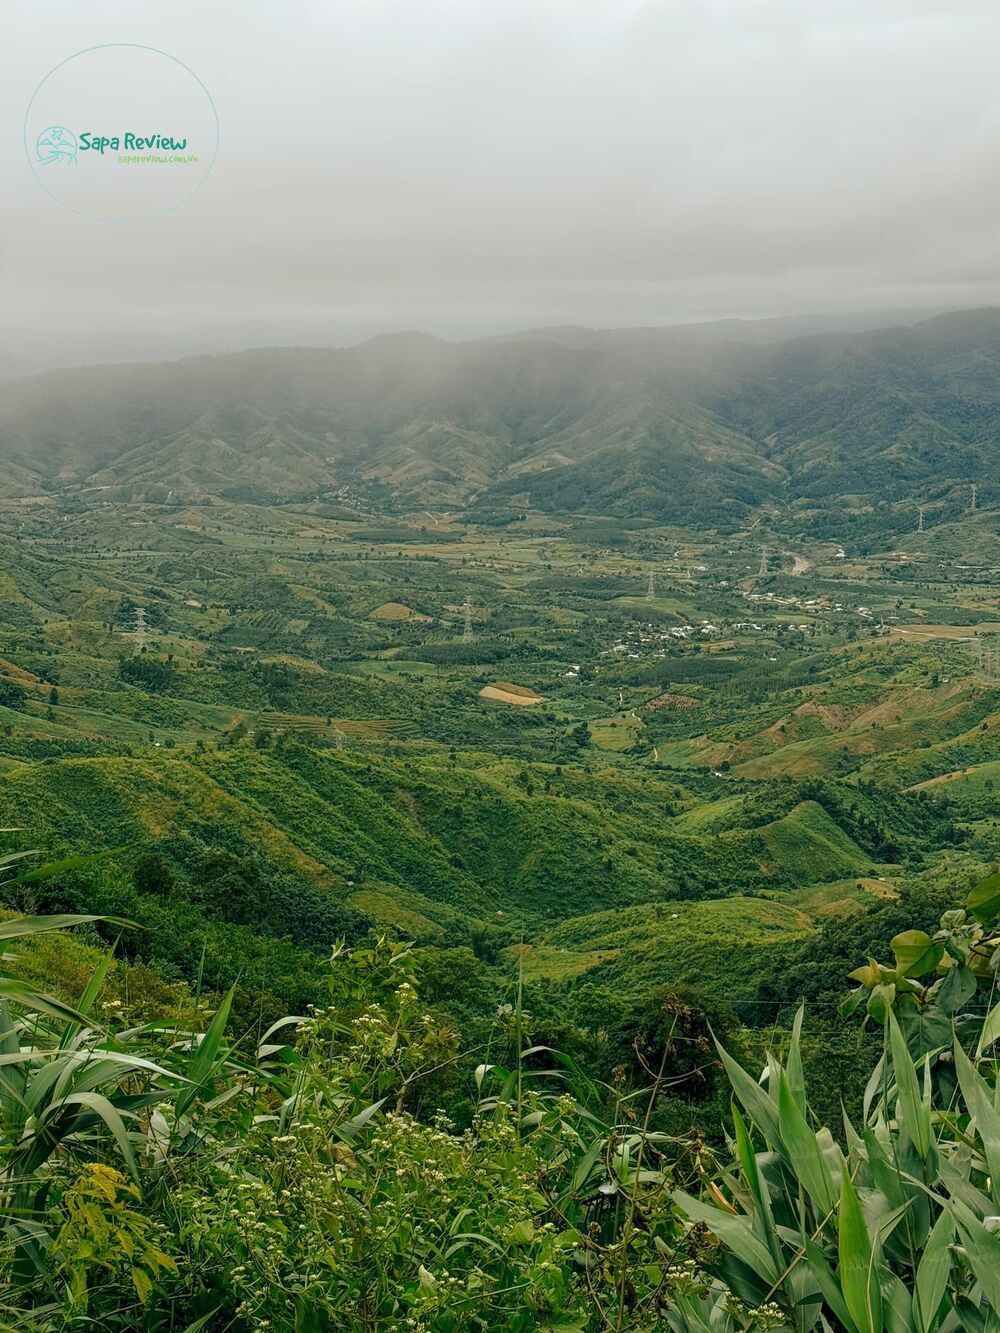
left=6, top=308, right=1000, bottom=531
left=3, top=314, right=1000, bottom=1324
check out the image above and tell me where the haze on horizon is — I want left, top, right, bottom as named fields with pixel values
left=4, top=0, right=1000, bottom=377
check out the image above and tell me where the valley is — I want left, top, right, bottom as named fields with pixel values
left=2, top=473, right=996, bottom=1041
left=4, top=315, right=1000, bottom=1328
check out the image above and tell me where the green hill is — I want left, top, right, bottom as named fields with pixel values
left=9, top=308, right=1000, bottom=524
left=0, top=748, right=877, bottom=934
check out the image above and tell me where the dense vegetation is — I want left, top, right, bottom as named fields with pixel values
left=4, top=348, right=1000, bottom=1325
left=4, top=859, right=1000, bottom=1329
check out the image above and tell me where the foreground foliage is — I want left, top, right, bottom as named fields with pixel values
left=5, top=855, right=1000, bottom=1328
left=669, top=867, right=1000, bottom=1331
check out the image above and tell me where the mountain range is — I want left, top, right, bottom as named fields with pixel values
left=4, top=307, right=1000, bottom=527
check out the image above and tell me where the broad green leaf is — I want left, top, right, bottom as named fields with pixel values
left=949, top=1198, right=1000, bottom=1309
left=569, top=1135, right=604, bottom=1192
left=850, top=961, right=885, bottom=988
left=913, top=1209, right=953, bottom=1333
left=882, top=1272, right=914, bottom=1333
left=787, top=1004, right=806, bottom=1112
left=732, top=1104, right=783, bottom=1276
left=953, top=1038, right=1000, bottom=1199
left=133, top=1266, right=151, bottom=1303
left=803, top=1232, right=859, bottom=1333
left=891, top=931, right=944, bottom=979
left=839, top=1167, right=883, bottom=1333
left=180, top=1312, right=220, bottom=1333
left=889, top=1011, right=931, bottom=1160
left=777, top=1070, right=838, bottom=1216
left=42, top=1090, right=138, bottom=1180
left=977, top=998, right=1000, bottom=1057
left=968, top=871, right=1000, bottom=924
left=732, top=1103, right=764, bottom=1208
left=934, top=965, right=976, bottom=1017
left=864, top=1054, right=887, bottom=1126
left=673, top=1190, right=780, bottom=1285
left=0, top=981, right=91, bottom=1027
left=868, top=985, right=897, bottom=1025
left=714, top=1038, right=781, bottom=1150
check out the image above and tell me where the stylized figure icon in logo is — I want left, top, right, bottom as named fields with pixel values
left=36, top=126, right=77, bottom=165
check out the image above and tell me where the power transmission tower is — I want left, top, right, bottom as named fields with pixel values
left=646, top=570, right=655, bottom=600
left=462, top=597, right=475, bottom=644
left=917, top=506, right=924, bottom=533
left=971, top=483, right=978, bottom=513
left=758, top=546, right=769, bottom=577
left=134, top=606, right=147, bottom=647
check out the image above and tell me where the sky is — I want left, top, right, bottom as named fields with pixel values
left=4, top=0, right=1000, bottom=375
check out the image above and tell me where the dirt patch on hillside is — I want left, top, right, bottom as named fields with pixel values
left=479, top=683, right=543, bottom=706
left=368, top=601, right=432, bottom=622
left=0, top=658, right=41, bottom=684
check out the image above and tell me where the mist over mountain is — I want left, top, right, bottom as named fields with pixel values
left=4, top=307, right=999, bottom=530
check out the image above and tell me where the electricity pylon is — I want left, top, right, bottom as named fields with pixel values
left=917, top=506, right=924, bottom=533
left=971, top=483, right=978, bottom=513
left=758, top=546, right=769, bottom=577
left=646, top=570, right=655, bottom=600
left=462, top=597, right=475, bottom=644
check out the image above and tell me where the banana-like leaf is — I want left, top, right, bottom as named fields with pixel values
left=952, top=1038, right=1000, bottom=1202
left=888, top=1011, right=931, bottom=1161
left=777, top=1070, right=839, bottom=1217
left=838, top=1167, right=883, bottom=1333
left=714, top=1038, right=781, bottom=1151
left=732, top=1103, right=785, bottom=1282
left=913, top=1209, right=953, bottom=1333
left=787, top=1005, right=806, bottom=1112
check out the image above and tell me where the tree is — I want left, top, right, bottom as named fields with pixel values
left=0, top=679, right=26, bottom=711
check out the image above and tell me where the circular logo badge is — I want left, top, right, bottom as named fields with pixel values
left=24, top=44, right=219, bottom=224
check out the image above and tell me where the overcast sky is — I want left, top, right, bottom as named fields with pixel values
left=4, top=0, right=1000, bottom=374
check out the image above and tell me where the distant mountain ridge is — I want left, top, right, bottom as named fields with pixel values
left=3, top=307, right=1000, bottom=525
